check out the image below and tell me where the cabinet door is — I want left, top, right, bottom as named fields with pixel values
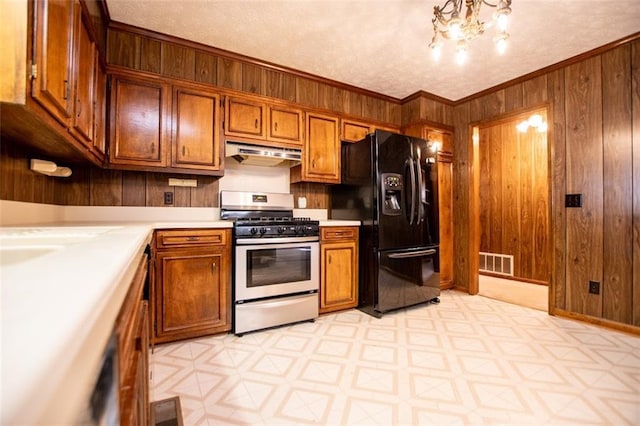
left=438, top=157, right=454, bottom=289
left=341, top=119, right=370, bottom=143
left=155, top=248, right=230, bottom=341
left=267, top=105, right=303, bottom=145
left=70, top=4, right=95, bottom=145
left=320, top=240, right=358, bottom=313
left=426, top=130, right=453, bottom=154
left=300, top=112, right=340, bottom=183
left=92, top=57, right=107, bottom=158
left=32, top=0, right=75, bottom=124
left=109, top=75, right=169, bottom=167
left=224, top=96, right=267, bottom=139
left=172, top=87, right=221, bottom=170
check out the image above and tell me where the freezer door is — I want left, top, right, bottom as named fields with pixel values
left=377, top=133, right=437, bottom=249
left=376, top=246, right=440, bottom=313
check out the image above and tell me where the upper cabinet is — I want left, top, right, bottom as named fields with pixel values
left=267, top=105, right=304, bottom=146
left=224, top=95, right=267, bottom=140
left=341, top=119, right=370, bottom=143
left=70, top=1, right=96, bottom=146
left=1, top=0, right=106, bottom=166
left=31, top=0, right=75, bottom=124
left=225, top=94, right=304, bottom=147
left=291, top=112, right=340, bottom=184
left=171, top=86, right=222, bottom=171
left=108, top=70, right=223, bottom=175
left=109, top=73, right=170, bottom=168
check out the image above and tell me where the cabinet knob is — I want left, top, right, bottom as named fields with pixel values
left=254, top=118, right=258, bottom=129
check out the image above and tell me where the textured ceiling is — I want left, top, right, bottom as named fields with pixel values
left=106, top=0, right=640, bottom=101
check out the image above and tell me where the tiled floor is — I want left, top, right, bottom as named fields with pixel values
left=478, top=275, right=548, bottom=312
left=150, top=290, right=640, bottom=425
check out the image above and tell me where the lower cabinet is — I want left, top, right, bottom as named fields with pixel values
left=152, top=229, right=232, bottom=344
left=320, top=226, right=359, bottom=313
left=115, top=253, right=149, bottom=426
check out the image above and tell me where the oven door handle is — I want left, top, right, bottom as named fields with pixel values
left=235, top=236, right=320, bottom=244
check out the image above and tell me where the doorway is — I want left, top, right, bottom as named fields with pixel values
left=472, top=107, right=550, bottom=311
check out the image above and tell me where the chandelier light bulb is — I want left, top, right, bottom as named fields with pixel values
left=448, top=18, right=463, bottom=40
left=496, top=12, right=509, bottom=32
left=455, top=40, right=468, bottom=65
left=494, top=32, right=508, bottom=55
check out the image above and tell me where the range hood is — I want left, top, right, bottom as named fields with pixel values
left=225, top=141, right=301, bottom=167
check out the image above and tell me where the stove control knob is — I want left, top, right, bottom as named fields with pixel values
left=250, top=227, right=258, bottom=235
left=295, top=226, right=303, bottom=235
left=277, top=226, right=286, bottom=234
left=259, top=227, right=267, bottom=235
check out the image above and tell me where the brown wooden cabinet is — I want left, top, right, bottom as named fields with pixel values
left=224, top=95, right=267, bottom=139
left=320, top=226, right=359, bottom=313
left=0, top=0, right=106, bottom=166
left=115, top=253, right=150, bottom=426
left=268, top=105, right=304, bottom=145
left=225, top=95, right=304, bottom=147
left=31, top=0, right=75, bottom=124
left=108, top=71, right=225, bottom=175
left=69, top=1, right=96, bottom=146
left=341, top=119, right=370, bottom=143
left=171, top=85, right=222, bottom=171
left=292, top=112, right=340, bottom=184
left=109, top=73, right=170, bottom=168
left=152, top=229, right=232, bottom=343
left=92, top=57, right=107, bottom=158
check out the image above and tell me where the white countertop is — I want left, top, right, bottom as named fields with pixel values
left=0, top=220, right=233, bottom=424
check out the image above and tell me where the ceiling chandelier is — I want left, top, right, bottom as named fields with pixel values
left=429, top=0, right=512, bottom=64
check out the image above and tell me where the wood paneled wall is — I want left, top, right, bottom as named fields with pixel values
left=478, top=111, right=549, bottom=283
left=107, top=24, right=402, bottom=125
left=451, top=41, right=640, bottom=327
left=1, top=139, right=219, bottom=207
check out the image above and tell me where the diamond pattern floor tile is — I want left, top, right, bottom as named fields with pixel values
left=150, top=290, right=640, bottom=425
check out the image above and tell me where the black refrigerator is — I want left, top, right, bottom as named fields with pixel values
left=330, top=130, right=440, bottom=317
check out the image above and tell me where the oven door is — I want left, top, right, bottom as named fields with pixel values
left=235, top=240, right=319, bottom=301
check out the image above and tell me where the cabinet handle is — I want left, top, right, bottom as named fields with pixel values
left=187, top=236, right=200, bottom=241
left=76, top=99, right=82, bottom=117
left=328, top=254, right=331, bottom=265
left=182, top=146, right=186, bottom=157
left=150, top=143, right=155, bottom=154
left=254, top=118, right=258, bottom=129
left=212, top=262, right=217, bottom=273
left=274, top=122, right=278, bottom=132
left=63, top=80, right=69, bottom=100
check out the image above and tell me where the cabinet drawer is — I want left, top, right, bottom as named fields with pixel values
left=321, top=226, right=358, bottom=241
left=155, top=229, right=229, bottom=249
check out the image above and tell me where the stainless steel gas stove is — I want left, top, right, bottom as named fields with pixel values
left=220, top=191, right=319, bottom=335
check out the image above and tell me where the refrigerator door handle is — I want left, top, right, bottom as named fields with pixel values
left=405, top=158, right=417, bottom=224
left=415, top=158, right=425, bottom=224
left=388, top=249, right=437, bottom=259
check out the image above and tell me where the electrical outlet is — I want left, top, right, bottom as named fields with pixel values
left=164, top=191, right=173, bottom=205
left=588, top=280, right=600, bottom=295
left=565, top=193, right=582, bottom=208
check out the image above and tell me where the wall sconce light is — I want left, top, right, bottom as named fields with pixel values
left=516, top=114, right=548, bottom=133
left=30, top=159, right=72, bottom=177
